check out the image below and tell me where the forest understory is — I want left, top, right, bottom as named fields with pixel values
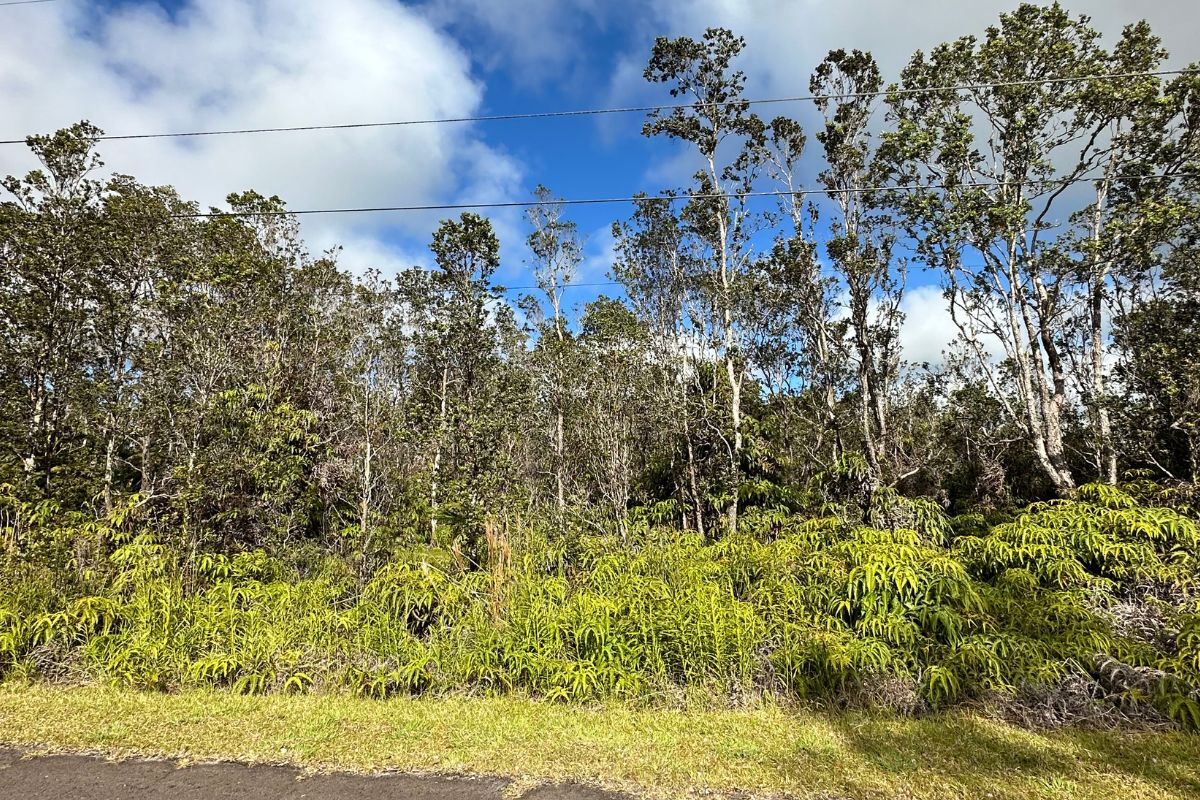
left=2, top=481, right=1199, bottom=735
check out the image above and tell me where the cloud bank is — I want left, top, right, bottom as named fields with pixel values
left=0, top=0, right=523, bottom=270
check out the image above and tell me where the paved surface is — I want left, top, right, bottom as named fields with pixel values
left=0, top=748, right=630, bottom=800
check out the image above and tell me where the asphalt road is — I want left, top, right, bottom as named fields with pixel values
left=0, top=748, right=630, bottom=800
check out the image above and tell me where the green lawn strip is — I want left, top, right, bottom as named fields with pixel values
left=0, top=684, right=1197, bottom=799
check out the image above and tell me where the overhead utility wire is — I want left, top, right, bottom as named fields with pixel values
left=0, top=0, right=60, bottom=6
left=501, top=281, right=620, bottom=292
left=1, top=69, right=1192, bottom=145
left=499, top=253, right=1130, bottom=293
left=179, top=173, right=1175, bottom=219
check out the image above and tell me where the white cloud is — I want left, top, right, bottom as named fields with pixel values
left=0, top=0, right=524, bottom=274
left=634, top=1, right=1198, bottom=96
left=310, top=230, right=430, bottom=276
left=579, top=223, right=615, bottom=281
left=641, top=139, right=707, bottom=192
left=898, top=284, right=956, bottom=367
left=417, top=0, right=610, bottom=83
left=828, top=282, right=996, bottom=369
left=606, top=0, right=1200, bottom=183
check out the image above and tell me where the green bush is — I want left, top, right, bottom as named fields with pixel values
left=1, top=484, right=1197, bottom=728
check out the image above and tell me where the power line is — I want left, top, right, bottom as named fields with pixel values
left=192, top=172, right=1170, bottom=289
left=500, top=255, right=1130, bottom=294
left=0, top=0, right=60, bottom=6
left=0, top=173, right=1175, bottom=226
left=501, top=281, right=620, bottom=292
left=0, top=170, right=1162, bottom=293
left=179, top=173, right=1175, bottom=219
left=500, top=251, right=1135, bottom=294
left=2, top=69, right=1192, bottom=145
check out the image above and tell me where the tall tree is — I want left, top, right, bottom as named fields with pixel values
left=811, top=49, right=907, bottom=490
left=93, top=177, right=196, bottom=512
left=881, top=3, right=1169, bottom=493
left=0, top=123, right=106, bottom=499
left=525, top=186, right=582, bottom=529
left=613, top=196, right=708, bottom=535
left=759, top=108, right=851, bottom=471
left=574, top=298, right=660, bottom=539
left=407, top=213, right=523, bottom=557
left=642, top=28, right=767, bottom=533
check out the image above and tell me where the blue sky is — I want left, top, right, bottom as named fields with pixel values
left=2, top=0, right=1197, bottom=360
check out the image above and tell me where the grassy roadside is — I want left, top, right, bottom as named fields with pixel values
left=1, top=684, right=1198, bottom=799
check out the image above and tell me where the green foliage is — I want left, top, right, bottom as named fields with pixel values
left=955, top=485, right=1200, bottom=591
left=2, top=483, right=1197, bottom=729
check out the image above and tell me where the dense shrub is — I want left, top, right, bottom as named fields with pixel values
left=1, top=484, right=1198, bottom=729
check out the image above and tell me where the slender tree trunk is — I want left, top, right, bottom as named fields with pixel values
left=555, top=407, right=565, bottom=517
left=430, top=364, right=449, bottom=545
left=1188, top=433, right=1200, bottom=485
left=1090, top=262, right=1117, bottom=484
left=724, top=342, right=741, bottom=535
left=1018, top=288, right=1071, bottom=493
left=360, top=388, right=373, bottom=571
left=139, top=433, right=153, bottom=496
left=1088, top=183, right=1117, bottom=484
left=674, top=364, right=705, bottom=539
left=711, top=166, right=741, bottom=535
left=850, top=291, right=882, bottom=483
left=24, top=381, right=45, bottom=478
left=871, top=355, right=890, bottom=461
left=994, top=219, right=1075, bottom=496
left=673, top=282, right=705, bottom=539
left=103, top=429, right=117, bottom=515
left=1031, top=276, right=1076, bottom=494
left=552, top=296, right=566, bottom=529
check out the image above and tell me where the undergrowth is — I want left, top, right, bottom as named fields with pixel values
left=1, top=483, right=1198, bottom=730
